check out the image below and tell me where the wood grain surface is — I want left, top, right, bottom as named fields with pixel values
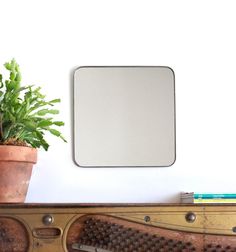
left=0, top=204, right=236, bottom=251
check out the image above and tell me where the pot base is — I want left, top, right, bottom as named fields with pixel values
left=0, top=146, right=37, bottom=203
left=0, top=162, right=33, bottom=202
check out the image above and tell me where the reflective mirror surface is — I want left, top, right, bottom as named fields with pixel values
left=74, top=67, right=175, bottom=167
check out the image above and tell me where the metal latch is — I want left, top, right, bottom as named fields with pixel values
left=72, top=243, right=111, bottom=252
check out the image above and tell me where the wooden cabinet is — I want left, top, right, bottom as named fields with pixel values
left=0, top=204, right=236, bottom=251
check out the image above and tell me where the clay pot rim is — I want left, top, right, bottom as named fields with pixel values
left=0, top=145, right=37, bottom=164
left=0, top=144, right=35, bottom=149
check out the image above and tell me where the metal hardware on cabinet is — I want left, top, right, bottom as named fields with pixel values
left=72, top=244, right=111, bottom=252
left=185, top=212, right=196, bottom=223
left=42, top=214, right=54, bottom=225
left=144, top=215, right=151, bottom=222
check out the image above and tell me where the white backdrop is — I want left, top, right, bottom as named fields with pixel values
left=1, top=0, right=236, bottom=203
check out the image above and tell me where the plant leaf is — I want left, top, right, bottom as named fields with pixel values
left=37, top=120, right=53, bottom=127
left=53, top=121, right=64, bottom=126
left=49, top=128, right=67, bottom=142
left=36, top=109, right=59, bottom=116
left=49, top=99, right=61, bottom=103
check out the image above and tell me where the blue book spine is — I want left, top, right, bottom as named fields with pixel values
left=194, top=194, right=236, bottom=199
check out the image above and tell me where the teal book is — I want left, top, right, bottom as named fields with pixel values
left=181, top=192, right=236, bottom=203
left=194, top=194, right=236, bottom=199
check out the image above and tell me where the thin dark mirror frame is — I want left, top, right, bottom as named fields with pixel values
left=74, top=66, right=176, bottom=168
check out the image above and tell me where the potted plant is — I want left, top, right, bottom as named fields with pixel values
left=0, top=59, right=66, bottom=202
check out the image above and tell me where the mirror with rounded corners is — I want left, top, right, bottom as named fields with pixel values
left=74, top=66, right=175, bottom=167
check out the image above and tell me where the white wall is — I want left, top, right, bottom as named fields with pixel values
left=1, top=0, right=236, bottom=203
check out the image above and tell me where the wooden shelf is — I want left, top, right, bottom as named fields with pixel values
left=0, top=204, right=236, bottom=251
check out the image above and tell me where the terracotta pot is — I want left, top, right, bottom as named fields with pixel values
left=0, top=145, right=37, bottom=202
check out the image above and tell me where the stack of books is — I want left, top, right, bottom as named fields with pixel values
left=181, top=192, right=236, bottom=203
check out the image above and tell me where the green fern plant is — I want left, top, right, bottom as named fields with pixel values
left=0, top=59, right=66, bottom=150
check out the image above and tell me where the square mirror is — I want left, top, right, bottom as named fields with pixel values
left=74, top=66, right=175, bottom=167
